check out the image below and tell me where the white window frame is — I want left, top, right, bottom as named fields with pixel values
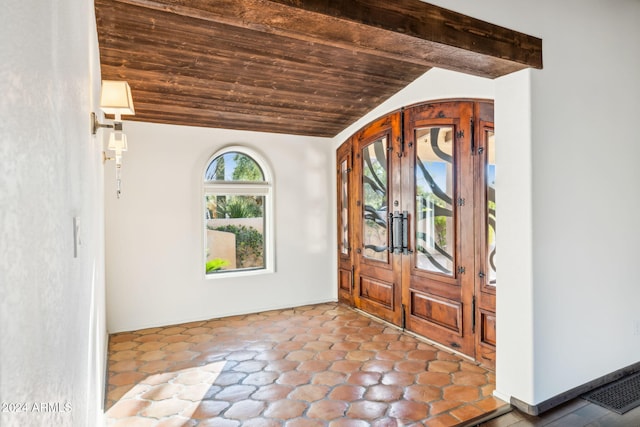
left=203, top=145, right=275, bottom=279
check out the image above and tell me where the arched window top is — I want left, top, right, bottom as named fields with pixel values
left=204, top=148, right=269, bottom=183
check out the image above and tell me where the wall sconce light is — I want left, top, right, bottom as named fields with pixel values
left=91, top=80, right=135, bottom=198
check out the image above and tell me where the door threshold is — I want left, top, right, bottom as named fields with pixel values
left=351, top=306, right=478, bottom=365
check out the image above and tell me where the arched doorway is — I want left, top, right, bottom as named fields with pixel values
left=337, top=99, right=496, bottom=368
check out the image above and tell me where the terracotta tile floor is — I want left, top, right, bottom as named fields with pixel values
left=105, top=303, right=506, bottom=426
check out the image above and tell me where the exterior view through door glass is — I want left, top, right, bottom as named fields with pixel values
left=487, top=130, right=497, bottom=286
left=362, top=137, right=388, bottom=262
left=415, top=126, right=455, bottom=276
left=340, top=159, right=350, bottom=257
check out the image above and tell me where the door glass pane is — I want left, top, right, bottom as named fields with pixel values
left=414, top=127, right=454, bottom=275
left=340, top=159, right=349, bottom=255
left=486, top=130, right=496, bottom=286
left=362, top=137, right=388, bottom=261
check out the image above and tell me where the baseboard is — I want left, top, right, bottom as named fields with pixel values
left=102, top=332, right=110, bottom=412
left=492, top=389, right=511, bottom=404
left=108, top=298, right=339, bottom=333
left=510, top=360, right=640, bottom=416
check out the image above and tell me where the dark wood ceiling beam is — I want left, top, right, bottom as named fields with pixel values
left=268, top=0, right=543, bottom=69
left=97, top=2, right=429, bottom=83
left=107, top=0, right=541, bottom=78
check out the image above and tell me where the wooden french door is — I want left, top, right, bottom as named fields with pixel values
left=474, top=112, right=497, bottom=368
left=401, top=101, right=476, bottom=356
left=351, top=113, right=403, bottom=325
left=338, top=99, right=496, bottom=367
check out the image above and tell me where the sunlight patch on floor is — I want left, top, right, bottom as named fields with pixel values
left=106, top=361, right=226, bottom=424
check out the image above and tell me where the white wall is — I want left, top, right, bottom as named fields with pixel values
left=426, top=0, right=640, bottom=408
left=528, top=0, right=640, bottom=405
left=0, top=0, right=106, bottom=426
left=105, top=123, right=335, bottom=332
left=493, top=69, right=535, bottom=404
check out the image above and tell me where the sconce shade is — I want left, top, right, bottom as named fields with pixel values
left=100, top=81, right=135, bottom=120
left=107, top=132, right=128, bottom=152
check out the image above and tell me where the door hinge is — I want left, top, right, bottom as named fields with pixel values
left=470, top=118, right=475, bottom=154
left=456, top=130, right=464, bottom=139
left=457, top=198, right=465, bottom=206
left=401, top=304, right=407, bottom=330
left=399, top=107, right=405, bottom=158
left=351, top=266, right=355, bottom=291
left=472, top=295, right=477, bottom=334
left=457, top=266, right=466, bottom=274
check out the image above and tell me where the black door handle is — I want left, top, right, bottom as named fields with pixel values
left=389, top=211, right=403, bottom=254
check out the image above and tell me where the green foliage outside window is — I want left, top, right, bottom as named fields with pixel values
left=232, top=154, right=263, bottom=181
left=206, top=258, right=230, bottom=273
left=216, top=196, right=263, bottom=219
left=433, top=215, right=447, bottom=248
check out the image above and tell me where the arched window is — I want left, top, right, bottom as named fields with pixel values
left=203, top=146, right=273, bottom=276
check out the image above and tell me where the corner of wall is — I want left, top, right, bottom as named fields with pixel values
left=493, top=69, right=536, bottom=405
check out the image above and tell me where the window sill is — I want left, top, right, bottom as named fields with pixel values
left=204, top=267, right=274, bottom=280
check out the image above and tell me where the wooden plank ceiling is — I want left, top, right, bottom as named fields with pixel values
left=95, top=0, right=542, bottom=137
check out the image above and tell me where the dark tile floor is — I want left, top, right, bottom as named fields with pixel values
left=477, top=396, right=640, bottom=427
left=105, top=302, right=506, bottom=426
